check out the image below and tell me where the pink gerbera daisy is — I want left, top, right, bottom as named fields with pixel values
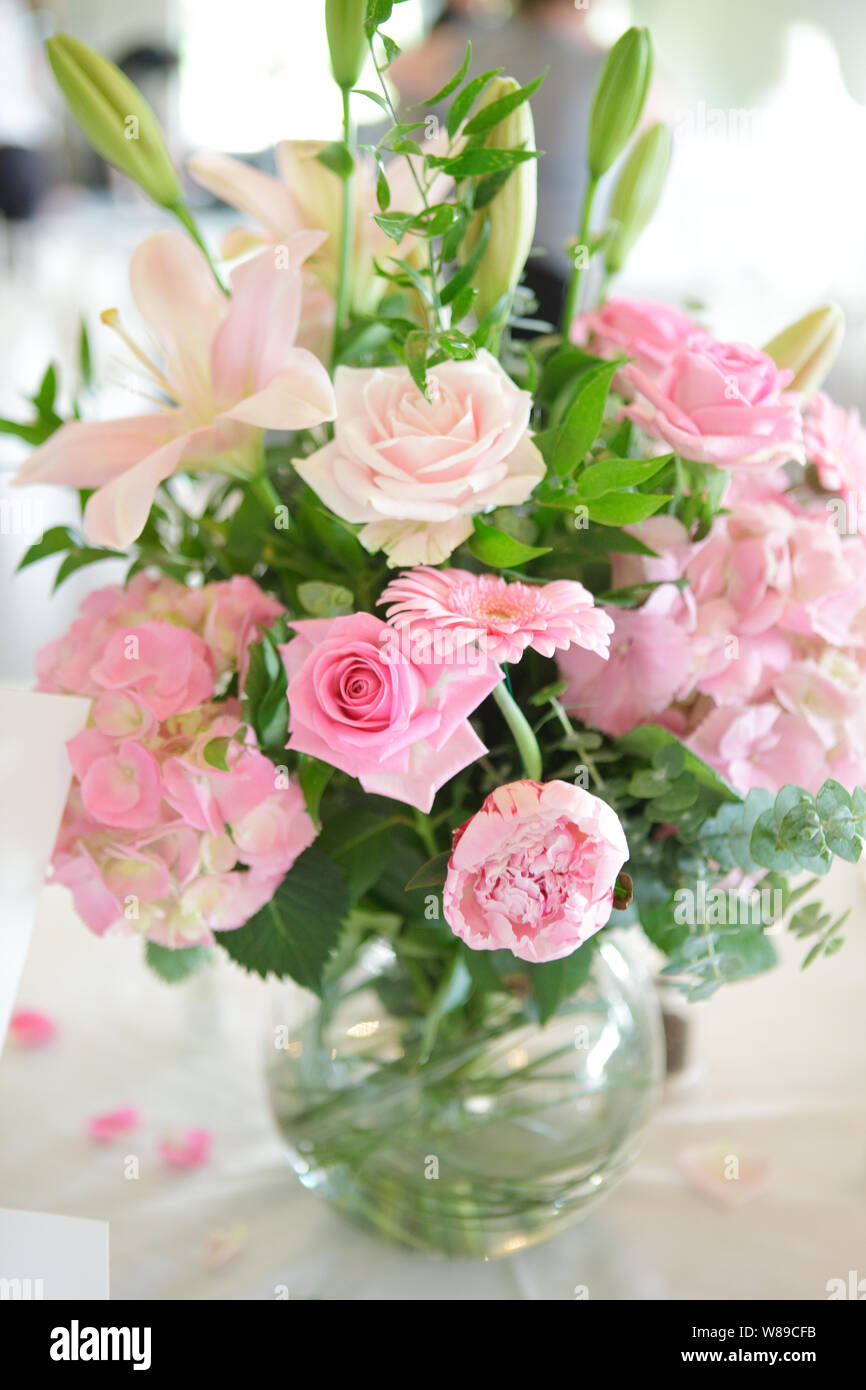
left=379, top=567, right=614, bottom=665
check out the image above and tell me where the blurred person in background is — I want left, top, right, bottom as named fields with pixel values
left=392, top=0, right=608, bottom=325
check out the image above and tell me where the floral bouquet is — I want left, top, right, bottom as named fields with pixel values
left=11, top=5, right=866, bottom=1255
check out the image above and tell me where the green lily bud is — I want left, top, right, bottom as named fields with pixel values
left=763, top=304, right=845, bottom=401
left=326, top=0, right=367, bottom=91
left=605, top=122, right=671, bottom=274
left=46, top=34, right=180, bottom=208
left=587, top=27, right=653, bottom=180
left=461, top=77, right=538, bottom=323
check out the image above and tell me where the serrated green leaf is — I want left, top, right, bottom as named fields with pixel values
left=145, top=942, right=213, bottom=983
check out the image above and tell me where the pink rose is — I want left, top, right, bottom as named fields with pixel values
left=443, top=780, right=629, bottom=964
left=622, top=337, right=804, bottom=470
left=280, top=611, right=502, bottom=812
left=803, top=389, right=866, bottom=503
left=293, top=351, right=545, bottom=567
left=571, top=297, right=708, bottom=381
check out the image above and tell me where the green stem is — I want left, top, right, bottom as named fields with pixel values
left=250, top=470, right=283, bottom=518
left=412, top=808, right=438, bottom=859
left=169, top=199, right=229, bottom=295
left=492, top=680, right=543, bottom=781
left=561, top=175, right=598, bottom=333
left=332, top=85, right=355, bottom=363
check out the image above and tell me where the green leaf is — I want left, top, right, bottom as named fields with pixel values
left=587, top=492, right=672, bottom=526
left=16, top=525, right=81, bottom=572
left=432, top=147, right=537, bottom=178
left=469, top=515, right=551, bottom=567
left=298, top=755, right=334, bottom=828
left=412, top=41, right=472, bottom=108
left=219, top=846, right=349, bottom=992
left=405, top=851, right=451, bottom=891
left=316, top=141, right=354, bottom=179
left=440, top=217, right=490, bottom=306
left=52, top=547, right=120, bottom=591
left=446, top=67, right=502, bottom=140
left=145, top=942, right=213, bottom=983
left=203, top=736, right=231, bottom=771
left=317, top=807, right=396, bottom=904
left=373, top=210, right=415, bottom=242
left=242, top=622, right=289, bottom=754
left=550, top=360, right=619, bottom=478
left=404, top=328, right=431, bottom=396
left=525, top=939, right=596, bottom=1025
left=297, top=580, right=354, bottom=617
left=617, top=725, right=742, bottom=803
left=573, top=455, right=673, bottom=500
left=462, top=71, right=546, bottom=137
left=78, top=317, right=93, bottom=388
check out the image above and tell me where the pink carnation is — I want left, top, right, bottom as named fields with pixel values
left=803, top=389, right=866, bottom=503
left=621, top=336, right=804, bottom=471
left=443, top=780, right=629, bottom=963
left=378, top=566, right=614, bottom=664
left=280, top=611, right=502, bottom=813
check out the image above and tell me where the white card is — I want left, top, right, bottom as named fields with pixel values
left=0, top=1208, right=109, bottom=1299
left=0, top=687, right=91, bottom=1055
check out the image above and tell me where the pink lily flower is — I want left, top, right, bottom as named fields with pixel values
left=13, top=228, right=336, bottom=550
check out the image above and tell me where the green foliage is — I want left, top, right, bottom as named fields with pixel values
left=145, top=942, right=213, bottom=983
left=241, top=618, right=290, bottom=758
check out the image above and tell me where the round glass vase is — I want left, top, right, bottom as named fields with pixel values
left=268, top=931, right=665, bottom=1259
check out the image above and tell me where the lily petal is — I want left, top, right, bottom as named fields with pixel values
left=188, top=151, right=302, bottom=241
left=83, top=432, right=191, bottom=550
left=12, top=413, right=184, bottom=488
left=222, top=348, right=335, bottom=431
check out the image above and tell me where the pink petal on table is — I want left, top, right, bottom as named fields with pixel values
left=203, top=1224, right=246, bottom=1270
left=9, top=1010, right=58, bottom=1048
left=87, top=1107, right=140, bottom=1143
left=679, top=1140, right=772, bottom=1207
left=158, top=1127, right=212, bottom=1169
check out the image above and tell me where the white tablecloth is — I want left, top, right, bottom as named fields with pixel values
left=1, top=869, right=865, bottom=1301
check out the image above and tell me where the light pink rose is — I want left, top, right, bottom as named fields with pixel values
left=622, top=337, right=804, bottom=470
left=443, top=780, right=629, bottom=963
left=280, top=611, right=502, bottom=812
left=803, top=389, right=866, bottom=503
left=571, top=297, right=708, bottom=382
left=293, top=352, right=545, bottom=567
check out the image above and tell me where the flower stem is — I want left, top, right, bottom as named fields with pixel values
left=561, top=175, right=598, bottom=334
left=332, top=85, right=355, bottom=363
left=169, top=199, right=229, bottom=296
left=492, top=680, right=543, bottom=781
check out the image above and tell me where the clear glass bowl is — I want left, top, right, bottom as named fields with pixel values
left=268, top=932, right=665, bottom=1259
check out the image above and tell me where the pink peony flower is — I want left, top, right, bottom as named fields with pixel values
left=621, top=336, right=804, bottom=471
left=378, top=567, right=614, bottom=664
left=13, top=230, right=336, bottom=548
left=293, top=352, right=545, bottom=567
left=443, top=780, right=629, bottom=963
left=87, top=1106, right=140, bottom=1143
left=571, top=297, right=709, bottom=382
left=9, top=1010, right=58, bottom=1048
left=280, top=611, right=502, bottom=812
left=803, top=389, right=866, bottom=503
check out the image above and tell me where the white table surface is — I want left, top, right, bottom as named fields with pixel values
left=1, top=870, right=864, bottom=1302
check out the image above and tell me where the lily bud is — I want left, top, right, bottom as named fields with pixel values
left=605, top=122, right=671, bottom=274
left=763, top=304, right=845, bottom=401
left=587, top=27, right=653, bottom=180
left=461, top=77, right=538, bottom=322
left=46, top=34, right=180, bottom=208
left=326, top=0, right=367, bottom=91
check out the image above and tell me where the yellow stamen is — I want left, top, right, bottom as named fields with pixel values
left=100, top=308, right=179, bottom=404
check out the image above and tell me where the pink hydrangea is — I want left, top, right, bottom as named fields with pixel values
left=378, top=566, right=614, bottom=664
left=280, top=611, right=502, bottom=813
left=40, top=576, right=317, bottom=947
left=443, top=780, right=629, bottom=963
left=803, top=389, right=866, bottom=504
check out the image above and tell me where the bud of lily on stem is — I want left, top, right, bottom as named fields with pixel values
left=763, top=304, right=845, bottom=401
left=46, top=34, right=181, bottom=208
left=461, top=77, right=538, bottom=323
left=587, top=27, right=653, bottom=180
left=325, top=0, right=368, bottom=90
left=605, top=122, right=671, bottom=275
